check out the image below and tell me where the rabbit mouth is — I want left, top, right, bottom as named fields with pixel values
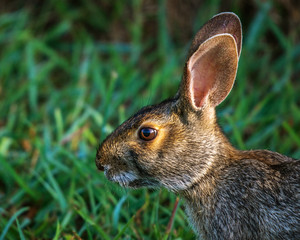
left=105, top=168, right=160, bottom=188
left=104, top=169, right=139, bottom=187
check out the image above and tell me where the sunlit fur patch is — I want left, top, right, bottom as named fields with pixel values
left=160, top=174, right=194, bottom=192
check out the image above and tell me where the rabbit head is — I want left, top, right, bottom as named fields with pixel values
left=96, top=13, right=242, bottom=192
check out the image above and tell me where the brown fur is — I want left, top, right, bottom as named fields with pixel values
left=96, top=13, right=300, bottom=239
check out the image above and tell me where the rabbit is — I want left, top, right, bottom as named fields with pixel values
left=96, top=12, right=300, bottom=240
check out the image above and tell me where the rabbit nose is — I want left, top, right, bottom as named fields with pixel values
left=96, top=141, right=112, bottom=171
left=96, top=160, right=105, bottom=171
left=95, top=157, right=104, bottom=171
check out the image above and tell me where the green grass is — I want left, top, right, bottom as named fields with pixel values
left=0, top=1, right=300, bottom=239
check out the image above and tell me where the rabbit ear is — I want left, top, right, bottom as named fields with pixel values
left=184, top=33, right=238, bottom=109
left=188, top=12, right=242, bottom=59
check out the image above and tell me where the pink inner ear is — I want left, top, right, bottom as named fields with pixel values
left=190, top=54, right=216, bottom=108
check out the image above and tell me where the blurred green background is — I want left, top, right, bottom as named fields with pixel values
left=0, top=0, right=300, bottom=239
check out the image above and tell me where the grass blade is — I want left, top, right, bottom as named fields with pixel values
left=0, top=155, right=37, bottom=199
left=16, top=218, right=26, bottom=240
left=113, top=214, right=135, bottom=240
left=0, top=207, right=29, bottom=240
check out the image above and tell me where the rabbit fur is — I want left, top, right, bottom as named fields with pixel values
left=96, top=12, right=300, bottom=240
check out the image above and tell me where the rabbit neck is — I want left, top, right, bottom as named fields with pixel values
left=187, top=106, right=240, bottom=176
left=177, top=147, right=240, bottom=238
left=166, top=105, right=240, bottom=192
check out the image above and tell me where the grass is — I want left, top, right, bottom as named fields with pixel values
left=0, top=0, right=299, bottom=239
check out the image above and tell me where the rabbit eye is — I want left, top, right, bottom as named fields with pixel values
left=139, top=127, right=157, bottom=141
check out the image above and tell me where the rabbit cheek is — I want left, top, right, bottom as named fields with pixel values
left=126, top=146, right=156, bottom=177
left=128, top=149, right=151, bottom=176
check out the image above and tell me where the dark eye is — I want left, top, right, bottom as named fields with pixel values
left=139, top=127, right=157, bottom=141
